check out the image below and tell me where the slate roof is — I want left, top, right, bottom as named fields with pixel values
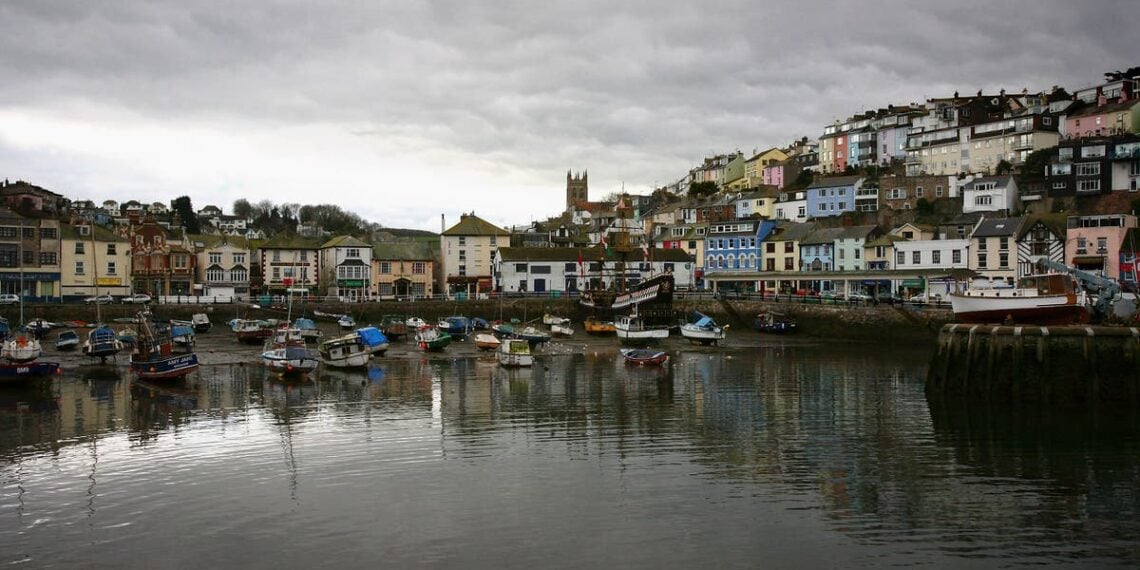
left=800, top=227, right=844, bottom=245
left=806, top=175, right=864, bottom=189
left=372, top=242, right=436, bottom=261
left=972, top=216, right=1024, bottom=238
left=495, top=246, right=693, bottom=263
left=963, top=175, right=1013, bottom=190
left=59, top=223, right=127, bottom=243
left=442, top=213, right=509, bottom=236
left=837, top=225, right=880, bottom=241
left=321, top=235, right=371, bottom=249
left=258, top=234, right=325, bottom=250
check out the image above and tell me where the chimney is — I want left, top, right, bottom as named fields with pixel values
left=441, top=214, right=445, bottom=234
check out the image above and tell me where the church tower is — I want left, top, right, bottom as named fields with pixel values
left=566, top=170, right=588, bottom=211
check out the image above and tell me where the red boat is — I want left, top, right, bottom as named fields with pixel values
left=620, top=348, right=669, bottom=366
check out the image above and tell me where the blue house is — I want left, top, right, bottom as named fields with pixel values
left=806, top=175, right=864, bottom=219
left=702, top=219, right=779, bottom=292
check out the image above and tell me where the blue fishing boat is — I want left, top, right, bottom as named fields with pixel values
left=130, top=312, right=199, bottom=380
left=355, top=326, right=390, bottom=355
left=171, top=325, right=196, bottom=352
left=84, top=325, right=124, bottom=360
left=0, top=360, right=60, bottom=380
left=292, top=317, right=322, bottom=342
left=436, top=316, right=471, bottom=337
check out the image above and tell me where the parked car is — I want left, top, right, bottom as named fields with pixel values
left=907, top=293, right=942, bottom=305
left=0, top=294, right=18, bottom=305
left=120, top=293, right=152, bottom=304
left=847, top=292, right=874, bottom=304
left=84, top=294, right=114, bottom=305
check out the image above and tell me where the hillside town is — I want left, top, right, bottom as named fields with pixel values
left=2, top=68, right=1139, bottom=304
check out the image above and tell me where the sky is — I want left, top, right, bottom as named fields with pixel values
left=0, top=1, right=1135, bottom=232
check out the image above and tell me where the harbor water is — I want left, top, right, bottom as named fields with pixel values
left=2, top=330, right=1139, bottom=568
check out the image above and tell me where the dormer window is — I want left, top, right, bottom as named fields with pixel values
left=78, top=225, right=91, bottom=237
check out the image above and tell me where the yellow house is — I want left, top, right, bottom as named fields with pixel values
left=61, top=222, right=132, bottom=301
left=373, top=241, right=437, bottom=299
left=743, top=147, right=790, bottom=188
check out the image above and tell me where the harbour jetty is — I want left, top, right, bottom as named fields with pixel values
left=927, top=323, right=1140, bottom=406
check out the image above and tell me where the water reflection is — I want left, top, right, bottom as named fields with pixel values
left=0, top=345, right=1137, bottom=567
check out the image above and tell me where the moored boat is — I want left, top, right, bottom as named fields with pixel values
left=620, top=348, right=670, bottom=366
left=293, top=318, right=323, bottom=342
left=753, top=311, right=797, bottom=334
left=415, top=325, right=451, bottom=351
left=85, top=325, right=125, bottom=360
left=234, top=319, right=273, bottom=344
left=474, top=333, right=501, bottom=351
left=2, top=333, right=43, bottom=363
left=679, top=312, right=727, bottom=345
left=583, top=317, right=617, bottom=335
left=515, top=326, right=551, bottom=349
left=380, top=315, right=408, bottom=340
left=354, top=326, right=390, bottom=355
left=948, top=273, right=1091, bottom=325
left=497, top=338, right=534, bottom=367
left=171, top=325, right=196, bottom=352
left=0, top=360, right=61, bottom=380
left=262, top=324, right=320, bottom=377
left=55, top=330, right=80, bottom=351
left=191, top=313, right=212, bottom=333
left=130, top=312, right=200, bottom=380
left=337, top=314, right=356, bottom=330
left=616, top=311, right=670, bottom=342
left=437, top=315, right=472, bottom=337
left=319, top=333, right=372, bottom=368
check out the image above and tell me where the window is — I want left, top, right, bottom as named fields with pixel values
left=23, top=251, right=33, bottom=265
left=1078, top=180, right=1101, bottom=192
left=912, top=251, right=921, bottom=264
left=458, top=237, right=467, bottom=246
left=978, top=253, right=988, bottom=268
left=346, top=248, right=360, bottom=258
left=936, top=186, right=943, bottom=197
left=531, top=265, right=551, bottom=274
left=75, top=261, right=85, bottom=275
left=106, top=261, right=117, bottom=276
left=22, top=227, right=33, bottom=239
left=40, top=228, right=57, bottom=239
left=953, top=250, right=962, bottom=264
left=231, top=268, right=247, bottom=282
left=1076, top=163, right=1101, bottom=176
left=273, top=250, right=281, bottom=262
left=300, top=251, right=308, bottom=262
left=999, top=252, right=1009, bottom=268
left=173, top=255, right=188, bottom=269
left=897, top=251, right=905, bottom=266
left=564, top=263, right=576, bottom=272
left=207, top=267, right=225, bottom=281
left=1097, top=237, right=1108, bottom=253
left=784, top=258, right=794, bottom=270
left=75, top=242, right=85, bottom=254
left=0, top=227, right=14, bottom=238
left=978, top=238, right=987, bottom=251
left=39, top=252, right=56, bottom=265
left=459, top=250, right=466, bottom=261
left=975, top=195, right=993, bottom=206
left=1083, top=145, right=1106, bottom=158
left=380, top=262, right=391, bottom=274
left=999, top=237, right=1009, bottom=250
left=515, top=263, right=527, bottom=272
left=233, top=253, right=245, bottom=264
left=932, top=250, right=941, bottom=264
left=766, top=243, right=775, bottom=253
left=272, top=267, right=280, bottom=279
left=916, top=186, right=924, bottom=197
left=209, top=253, right=222, bottom=264
left=412, top=262, right=426, bottom=275
left=107, top=244, right=116, bottom=255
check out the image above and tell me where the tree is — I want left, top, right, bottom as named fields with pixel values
left=916, top=198, right=934, bottom=215
left=170, top=196, right=200, bottom=234
left=787, top=169, right=814, bottom=190
left=688, top=181, right=718, bottom=197
left=233, top=198, right=253, bottom=219
left=996, top=159, right=1013, bottom=175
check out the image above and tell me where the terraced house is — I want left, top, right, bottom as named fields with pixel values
left=191, top=234, right=251, bottom=300
left=0, top=210, right=61, bottom=301
left=372, top=242, right=435, bottom=299
left=60, top=222, right=131, bottom=301
left=320, top=236, right=373, bottom=301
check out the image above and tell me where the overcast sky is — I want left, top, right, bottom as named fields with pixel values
left=0, top=1, right=1134, bottom=232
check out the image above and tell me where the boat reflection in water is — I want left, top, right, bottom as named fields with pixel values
left=4, top=345, right=1140, bottom=568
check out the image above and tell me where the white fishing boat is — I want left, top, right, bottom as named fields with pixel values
left=319, top=333, right=371, bottom=368
left=191, top=313, right=211, bottom=333
left=2, top=333, right=42, bottom=363
left=679, top=312, right=727, bottom=345
left=474, top=333, right=501, bottom=351
left=497, top=338, right=534, bottom=367
left=337, top=314, right=356, bottom=330
left=615, top=307, right=670, bottom=342
left=949, top=272, right=1091, bottom=325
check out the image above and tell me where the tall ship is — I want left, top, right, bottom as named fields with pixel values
left=578, top=196, right=676, bottom=327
